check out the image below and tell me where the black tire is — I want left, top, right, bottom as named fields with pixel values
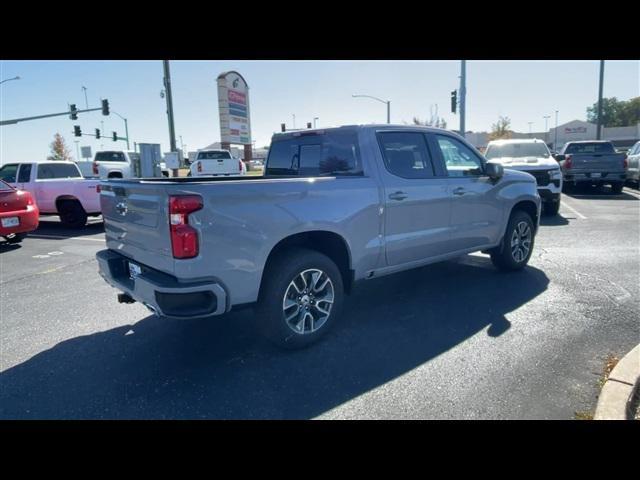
left=5, top=233, right=26, bottom=244
left=257, top=247, right=344, bottom=349
left=491, top=210, right=535, bottom=272
left=58, top=200, right=88, bottom=228
left=543, top=199, right=561, bottom=216
left=610, top=182, right=624, bottom=194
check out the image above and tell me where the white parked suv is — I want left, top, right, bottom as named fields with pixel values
left=485, top=138, right=562, bottom=215
left=92, top=151, right=170, bottom=179
left=189, top=149, right=246, bottom=177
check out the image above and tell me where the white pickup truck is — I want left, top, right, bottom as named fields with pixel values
left=189, top=149, right=245, bottom=177
left=93, top=150, right=170, bottom=179
left=0, top=161, right=101, bottom=228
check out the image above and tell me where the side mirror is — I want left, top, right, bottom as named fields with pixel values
left=485, top=162, right=504, bottom=180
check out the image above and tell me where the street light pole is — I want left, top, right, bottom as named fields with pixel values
left=163, top=60, right=178, bottom=176
left=313, top=117, right=319, bottom=128
left=74, top=140, right=80, bottom=161
left=0, top=76, right=20, bottom=85
left=596, top=60, right=605, bottom=140
left=554, top=110, right=559, bottom=151
left=352, top=94, right=391, bottom=124
left=543, top=115, right=550, bottom=144
left=459, top=60, right=466, bottom=137
left=81, top=86, right=89, bottom=109
left=112, top=111, right=130, bottom=150
left=528, top=122, right=533, bottom=137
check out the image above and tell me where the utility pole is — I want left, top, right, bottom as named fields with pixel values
left=596, top=60, right=605, bottom=140
left=163, top=60, right=178, bottom=176
left=528, top=122, right=533, bottom=137
left=459, top=60, right=466, bottom=137
left=313, top=117, right=319, bottom=128
left=293, top=114, right=296, bottom=129
left=74, top=140, right=80, bottom=161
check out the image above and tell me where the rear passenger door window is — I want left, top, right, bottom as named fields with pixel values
left=434, top=135, right=484, bottom=177
left=377, top=132, right=435, bottom=179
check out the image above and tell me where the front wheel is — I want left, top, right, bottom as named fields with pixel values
left=257, top=248, right=344, bottom=349
left=610, top=182, right=624, bottom=194
left=491, top=210, right=535, bottom=272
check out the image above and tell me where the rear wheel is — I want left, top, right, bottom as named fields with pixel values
left=611, top=182, right=624, bottom=194
left=491, top=210, right=535, bottom=272
left=58, top=200, right=88, bottom=228
left=257, top=248, right=344, bottom=349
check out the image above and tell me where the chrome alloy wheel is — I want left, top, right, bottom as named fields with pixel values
left=510, top=221, right=532, bottom=263
left=282, top=268, right=335, bottom=335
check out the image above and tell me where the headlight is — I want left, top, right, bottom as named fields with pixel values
left=549, top=168, right=562, bottom=179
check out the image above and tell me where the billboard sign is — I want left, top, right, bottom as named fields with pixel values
left=217, top=71, right=252, bottom=145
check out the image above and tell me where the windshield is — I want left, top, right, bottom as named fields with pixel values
left=197, top=151, right=231, bottom=160
left=485, top=143, right=550, bottom=159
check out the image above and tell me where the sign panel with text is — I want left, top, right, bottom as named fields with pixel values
left=217, top=71, right=252, bottom=145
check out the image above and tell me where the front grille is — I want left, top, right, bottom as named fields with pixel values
left=524, top=170, right=551, bottom=186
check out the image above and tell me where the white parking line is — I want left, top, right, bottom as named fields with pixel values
left=28, top=234, right=105, bottom=242
left=561, top=199, right=587, bottom=219
left=623, top=187, right=640, bottom=199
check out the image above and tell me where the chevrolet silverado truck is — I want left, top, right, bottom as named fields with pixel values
left=555, top=141, right=627, bottom=193
left=96, top=125, right=541, bottom=348
left=0, top=161, right=101, bottom=228
left=485, top=138, right=562, bottom=215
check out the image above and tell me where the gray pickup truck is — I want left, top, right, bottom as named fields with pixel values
left=96, top=125, right=541, bottom=348
left=555, top=141, right=627, bottom=193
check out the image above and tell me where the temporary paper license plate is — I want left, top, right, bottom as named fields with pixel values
left=1, top=217, right=19, bottom=228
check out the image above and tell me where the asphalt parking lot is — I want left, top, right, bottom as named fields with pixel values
left=1, top=187, right=639, bottom=419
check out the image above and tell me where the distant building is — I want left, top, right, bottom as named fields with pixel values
left=464, top=120, right=640, bottom=152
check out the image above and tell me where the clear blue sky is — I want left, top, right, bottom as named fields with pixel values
left=1, top=60, right=638, bottom=163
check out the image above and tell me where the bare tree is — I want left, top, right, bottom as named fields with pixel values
left=489, top=116, right=513, bottom=141
left=47, top=133, right=73, bottom=161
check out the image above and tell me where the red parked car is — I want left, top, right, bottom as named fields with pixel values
left=0, top=180, right=39, bottom=244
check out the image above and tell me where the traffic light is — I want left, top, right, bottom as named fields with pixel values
left=95, top=128, right=100, bottom=139
left=73, top=125, right=82, bottom=137
left=102, top=99, right=110, bottom=116
left=451, top=90, right=457, bottom=114
left=112, top=131, right=118, bottom=142
left=69, top=104, right=78, bottom=120
left=307, top=122, right=312, bottom=129
left=281, top=123, right=286, bottom=132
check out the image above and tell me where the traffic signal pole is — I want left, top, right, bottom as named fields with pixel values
left=0, top=106, right=103, bottom=126
left=459, top=60, right=466, bottom=138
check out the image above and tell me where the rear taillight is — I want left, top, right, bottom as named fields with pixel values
left=25, top=191, right=34, bottom=206
left=623, top=155, right=628, bottom=169
left=239, top=160, right=243, bottom=172
left=93, top=162, right=99, bottom=175
left=564, top=154, right=572, bottom=169
left=96, top=184, right=101, bottom=193
left=169, top=195, right=203, bottom=259
left=197, top=161, right=202, bottom=173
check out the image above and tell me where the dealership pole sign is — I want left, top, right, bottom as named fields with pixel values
left=217, top=71, right=252, bottom=146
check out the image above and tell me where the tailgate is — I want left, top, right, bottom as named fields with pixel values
left=571, top=154, right=625, bottom=172
left=197, top=158, right=239, bottom=176
left=100, top=181, right=174, bottom=274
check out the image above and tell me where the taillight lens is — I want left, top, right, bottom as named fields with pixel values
left=623, top=155, right=628, bottom=169
left=564, top=154, right=572, bottom=169
left=197, top=161, right=202, bottom=173
left=239, top=160, right=243, bottom=172
left=169, top=195, right=203, bottom=259
left=93, top=162, right=99, bottom=175
left=96, top=184, right=101, bottom=193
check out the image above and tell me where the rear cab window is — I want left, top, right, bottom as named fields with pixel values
left=197, top=151, right=232, bottom=160
left=265, top=129, right=363, bottom=177
left=95, top=151, right=127, bottom=162
left=564, top=142, right=615, bottom=154
left=36, top=163, right=82, bottom=179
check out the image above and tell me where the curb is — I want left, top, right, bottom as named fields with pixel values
left=594, top=344, right=640, bottom=420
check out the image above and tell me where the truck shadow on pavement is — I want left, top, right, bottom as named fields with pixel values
left=0, top=255, right=549, bottom=420
left=31, top=217, right=105, bottom=238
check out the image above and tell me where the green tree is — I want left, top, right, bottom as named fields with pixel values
left=488, top=116, right=512, bottom=141
left=586, top=97, right=640, bottom=127
left=47, top=133, right=73, bottom=161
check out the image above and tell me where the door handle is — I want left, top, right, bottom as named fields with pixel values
left=452, top=187, right=466, bottom=196
left=388, top=191, right=408, bottom=201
